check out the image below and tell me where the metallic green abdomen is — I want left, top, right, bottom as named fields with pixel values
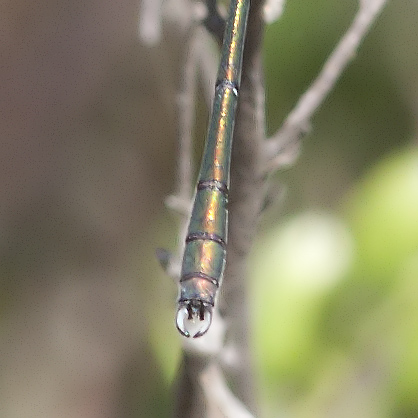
left=176, top=0, right=250, bottom=338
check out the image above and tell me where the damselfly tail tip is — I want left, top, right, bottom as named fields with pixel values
left=176, top=300, right=213, bottom=338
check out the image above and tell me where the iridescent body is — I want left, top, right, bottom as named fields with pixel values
left=176, top=0, right=250, bottom=338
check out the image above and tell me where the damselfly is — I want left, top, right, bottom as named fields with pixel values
left=176, top=0, right=250, bottom=338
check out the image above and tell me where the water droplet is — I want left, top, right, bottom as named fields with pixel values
left=176, top=301, right=213, bottom=338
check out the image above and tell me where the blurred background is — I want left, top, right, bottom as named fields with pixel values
left=0, top=0, right=417, bottom=417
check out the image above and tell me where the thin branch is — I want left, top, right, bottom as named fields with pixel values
left=166, top=4, right=220, bottom=213
left=203, top=0, right=226, bottom=45
left=165, top=29, right=218, bottom=216
left=164, top=7, right=222, bottom=285
left=219, top=0, right=266, bottom=412
left=200, top=363, right=256, bottom=418
left=196, top=28, right=219, bottom=110
left=160, top=9, right=200, bottom=283
left=138, top=0, right=164, bottom=46
left=264, top=0, right=388, bottom=173
left=176, top=27, right=199, bottom=203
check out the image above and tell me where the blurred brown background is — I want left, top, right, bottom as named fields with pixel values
left=0, top=0, right=179, bottom=416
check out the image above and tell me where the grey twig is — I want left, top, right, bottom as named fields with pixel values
left=196, top=28, right=219, bottom=110
left=203, top=0, right=226, bottom=45
left=219, top=0, right=266, bottom=412
left=200, top=363, right=255, bottom=418
left=176, top=26, right=199, bottom=205
left=138, top=0, right=164, bottom=46
left=264, top=0, right=389, bottom=174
